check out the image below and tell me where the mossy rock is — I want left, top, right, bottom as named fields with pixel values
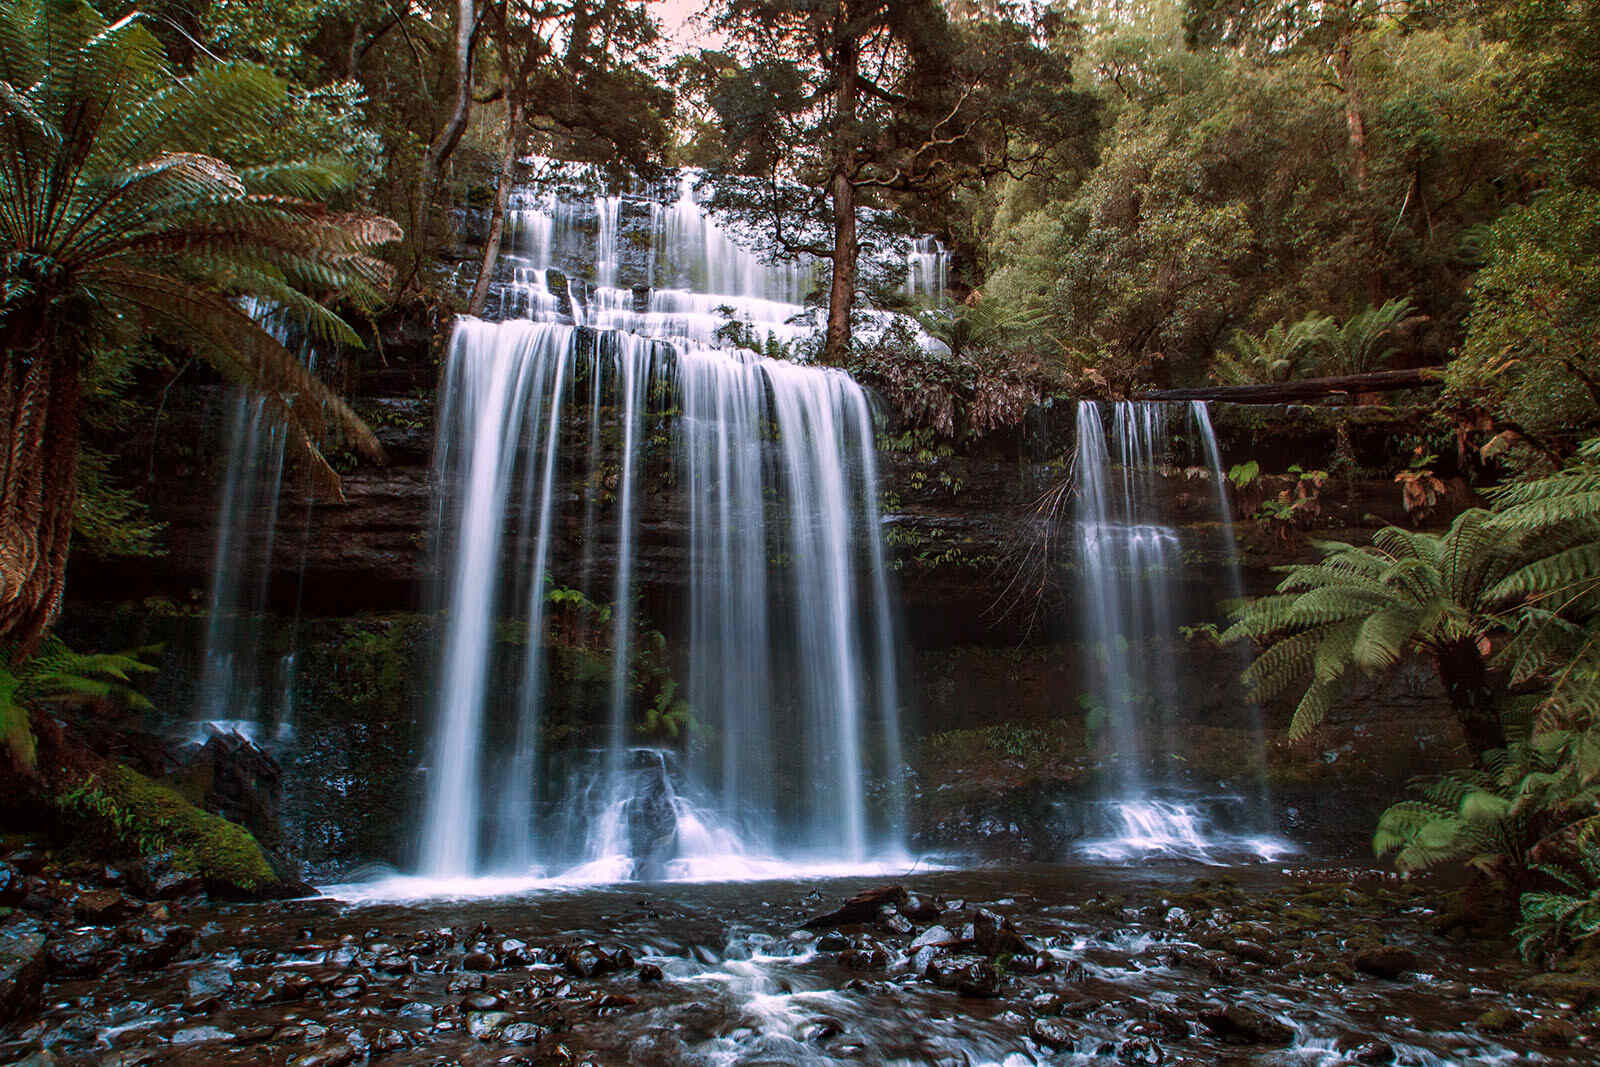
left=54, top=764, right=277, bottom=893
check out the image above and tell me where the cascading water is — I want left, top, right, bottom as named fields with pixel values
left=415, top=177, right=911, bottom=884
left=905, top=236, right=948, bottom=306
left=1071, top=400, right=1286, bottom=861
left=191, top=306, right=314, bottom=745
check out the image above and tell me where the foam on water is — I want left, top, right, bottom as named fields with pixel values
left=1077, top=799, right=1295, bottom=863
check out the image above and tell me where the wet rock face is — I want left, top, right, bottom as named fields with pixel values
left=623, top=761, right=679, bottom=882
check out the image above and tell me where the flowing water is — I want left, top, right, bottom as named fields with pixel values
left=1070, top=401, right=1277, bottom=860
left=31, top=865, right=1584, bottom=1066
left=189, top=306, right=313, bottom=747
left=415, top=178, right=911, bottom=883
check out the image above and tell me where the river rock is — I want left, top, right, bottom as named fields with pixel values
left=803, top=886, right=909, bottom=929
left=0, top=918, right=49, bottom=1025
left=128, top=853, right=201, bottom=900
left=1527, top=1016, right=1577, bottom=1047
left=1031, top=1016, right=1077, bottom=1049
left=910, top=925, right=955, bottom=950
left=185, top=966, right=236, bottom=1000
left=0, top=861, right=28, bottom=907
left=467, top=1010, right=515, bottom=1039
left=638, top=962, right=664, bottom=982
left=504, top=1021, right=551, bottom=1044
left=1353, top=944, right=1418, bottom=979
left=46, top=930, right=115, bottom=978
left=75, top=889, right=136, bottom=924
left=1197, top=1002, right=1295, bottom=1045
left=122, top=923, right=197, bottom=970
left=1474, top=1006, right=1524, bottom=1033
left=972, top=908, right=1032, bottom=957
left=171, top=1025, right=233, bottom=1045
left=926, top=955, right=1000, bottom=997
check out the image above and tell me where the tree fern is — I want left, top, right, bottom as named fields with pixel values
left=1491, top=439, right=1600, bottom=529
left=0, top=637, right=156, bottom=771
left=0, top=0, right=399, bottom=652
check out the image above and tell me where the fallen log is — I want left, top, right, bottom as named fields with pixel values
left=1137, top=367, right=1443, bottom=404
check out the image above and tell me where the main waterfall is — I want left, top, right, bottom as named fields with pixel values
left=416, top=176, right=906, bottom=881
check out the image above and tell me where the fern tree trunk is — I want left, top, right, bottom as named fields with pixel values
left=1434, top=637, right=1504, bottom=759
left=0, top=337, right=81, bottom=659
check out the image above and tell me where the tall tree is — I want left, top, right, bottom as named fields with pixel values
left=467, top=0, right=671, bottom=315
left=405, top=0, right=483, bottom=290
left=698, top=0, right=1093, bottom=364
left=0, top=0, right=396, bottom=653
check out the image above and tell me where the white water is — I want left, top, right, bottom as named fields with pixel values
left=418, top=177, right=910, bottom=881
left=1072, top=401, right=1283, bottom=860
left=190, top=305, right=309, bottom=746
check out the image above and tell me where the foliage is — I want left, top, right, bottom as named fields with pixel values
left=0, top=0, right=396, bottom=650
left=846, top=313, right=1049, bottom=439
left=55, top=763, right=277, bottom=890
left=1213, top=314, right=1335, bottom=384
left=0, top=637, right=155, bottom=771
left=1225, top=506, right=1598, bottom=752
left=1373, top=731, right=1599, bottom=888
left=1254, top=465, right=1328, bottom=541
left=1397, top=449, right=1448, bottom=524
left=1516, top=825, right=1600, bottom=962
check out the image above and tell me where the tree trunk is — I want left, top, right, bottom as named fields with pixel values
left=0, top=345, right=82, bottom=658
left=1434, top=637, right=1503, bottom=759
left=468, top=88, right=525, bottom=317
left=1333, top=23, right=1368, bottom=190
left=1138, top=367, right=1442, bottom=403
left=821, top=32, right=859, bottom=367
left=404, top=0, right=478, bottom=291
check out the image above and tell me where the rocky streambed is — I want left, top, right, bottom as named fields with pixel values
left=2, top=859, right=1597, bottom=1065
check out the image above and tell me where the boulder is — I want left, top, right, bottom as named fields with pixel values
left=925, top=955, right=1000, bottom=997
left=1352, top=944, right=1418, bottom=980
left=1197, top=1002, right=1295, bottom=1046
left=0, top=918, right=49, bottom=1026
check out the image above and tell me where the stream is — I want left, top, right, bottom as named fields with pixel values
left=11, top=860, right=1595, bottom=1065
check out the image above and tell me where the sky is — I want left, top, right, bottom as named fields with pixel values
left=654, top=0, right=713, bottom=50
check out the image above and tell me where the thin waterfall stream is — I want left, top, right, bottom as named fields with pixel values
left=1070, top=400, right=1287, bottom=862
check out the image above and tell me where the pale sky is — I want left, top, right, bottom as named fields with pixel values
left=654, top=0, right=714, bottom=50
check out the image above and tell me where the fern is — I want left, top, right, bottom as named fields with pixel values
left=0, top=639, right=158, bottom=771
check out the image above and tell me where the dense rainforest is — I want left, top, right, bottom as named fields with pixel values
left=2, top=0, right=1600, bottom=1063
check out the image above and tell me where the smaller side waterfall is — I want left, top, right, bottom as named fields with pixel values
left=191, top=306, right=317, bottom=744
left=1070, top=400, right=1286, bottom=861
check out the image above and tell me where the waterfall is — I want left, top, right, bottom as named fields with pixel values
left=416, top=176, right=906, bottom=881
left=1071, top=400, right=1282, bottom=859
left=191, top=304, right=312, bottom=745
left=905, top=236, right=948, bottom=306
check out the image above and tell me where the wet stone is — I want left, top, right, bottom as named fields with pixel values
left=290, top=1045, right=356, bottom=1067
left=0, top=918, right=49, bottom=1026
left=1353, top=945, right=1419, bottom=980
left=503, top=1021, right=551, bottom=1044
left=184, top=965, right=235, bottom=1000
left=1031, top=1016, right=1078, bottom=1049
left=638, top=962, right=664, bottom=983
left=1197, top=1002, right=1296, bottom=1046
left=171, top=1025, right=233, bottom=1046
left=46, top=930, right=115, bottom=978
left=910, top=925, right=954, bottom=950
left=463, top=949, right=497, bottom=971
left=926, top=955, right=1000, bottom=997
left=816, top=931, right=848, bottom=952
left=468, top=1010, right=515, bottom=1039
